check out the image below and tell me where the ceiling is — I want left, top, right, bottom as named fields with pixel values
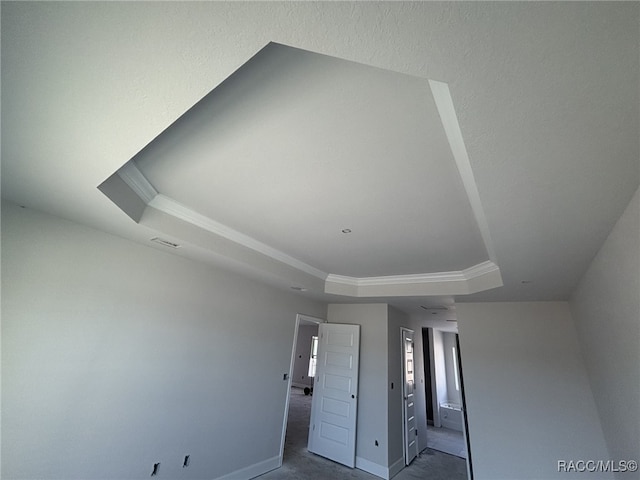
left=2, top=2, right=638, bottom=317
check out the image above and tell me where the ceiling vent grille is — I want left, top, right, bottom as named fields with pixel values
left=151, top=237, right=181, bottom=249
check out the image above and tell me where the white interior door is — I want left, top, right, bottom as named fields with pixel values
left=402, top=328, right=418, bottom=465
left=308, top=323, right=360, bottom=468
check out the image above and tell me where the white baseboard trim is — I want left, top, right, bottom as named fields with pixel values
left=356, top=457, right=387, bottom=479
left=215, top=455, right=280, bottom=480
left=388, top=457, right=405, bottom=479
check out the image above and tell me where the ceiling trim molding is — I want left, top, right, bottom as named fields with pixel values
left=117, top=162, right=158, bottom=204
left=147, top=193, right=329, bottom=280
left=109, top=161, right=503, bottom=297
left=325, top=260, right=498, bottom=286
left=325, top=260, right=502, bottom=297
left=429, top=79, right=498, bottom=264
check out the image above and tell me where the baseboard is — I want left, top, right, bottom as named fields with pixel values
left=388, top=457, right=405, bottom=479
left=215, top=455, right=280, bottom=480
left=356, top=457, right=387, bottom=479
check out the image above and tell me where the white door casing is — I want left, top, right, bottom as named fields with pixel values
left=402, top=327, right=418, bottom=465
left=308, top=323, right=360, bottom=468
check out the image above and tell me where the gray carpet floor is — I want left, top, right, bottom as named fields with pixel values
left=426, top=425, right=467, bottom=459
left=255, top=387, right=467, bottom=479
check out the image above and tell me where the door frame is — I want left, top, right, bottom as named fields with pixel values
left=307, top=322, right=361, bottom=468
left=456, top=334, right=474, bottom=480
left=279, top=313, right=324, bottom=467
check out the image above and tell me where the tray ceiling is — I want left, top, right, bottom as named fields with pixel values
left=100, top=43, right=501, bottom=297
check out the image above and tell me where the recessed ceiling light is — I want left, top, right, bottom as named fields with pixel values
left=341, top=228, right=352, bottom=234
left=291, top=286, right=307, bottom=292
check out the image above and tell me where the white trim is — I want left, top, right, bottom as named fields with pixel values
left=214, top=455, right=280, bottom=480
left=388, top=456, right=405, bottom=479
left=149, top=193, right=328, bottom=280
left=429, top=79, right=498, bottom=264
left=117, top=162, right=158, bottom=204
left=279, top=314, right=325, bottom=467
left=325, top=261, right=502, bottom=297
left=464, top=260, right=499, bottom=279
left=115, top=156, right=502, bottom=298
left=326, top=261, right=498, bottom=287
left=355, top=457, right=388, bottom=479
left=354, top=456, right=404, bottom=479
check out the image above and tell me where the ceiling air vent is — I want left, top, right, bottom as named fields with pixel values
left=150, top=237, right=181, bottom=249
left=420, top=305, right=449, bottom=311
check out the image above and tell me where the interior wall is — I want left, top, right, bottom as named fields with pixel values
left=1, top=202, right=326, bottom=480
left=456, top=302, right=612, bottom=480
left=292, top=324, right=318, bottom=388
left=570, top=186, right=639, bottom=474
left=327, top=303, right=389, bottom=471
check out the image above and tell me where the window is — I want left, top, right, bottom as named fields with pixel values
left=452, top=346, right=460, bottom=391
left=308, top=336, right=319, bottom=378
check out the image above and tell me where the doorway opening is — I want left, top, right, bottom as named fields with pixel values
left=279, top=314, right=323, bottom=467
left=423, top=328, right=469, bottom=462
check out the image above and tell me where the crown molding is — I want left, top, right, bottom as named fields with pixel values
left=148, top=193, right=328, bottom=280
left=325, top=260, right=502, bottom=297
left=117, top=162, right=158, bottom=204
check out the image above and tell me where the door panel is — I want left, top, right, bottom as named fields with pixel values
left=308, top=323, right=360, bottom=468
left=402, top=328, right=419, bottom=465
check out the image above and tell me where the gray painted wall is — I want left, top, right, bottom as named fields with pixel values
left=1, top=203, right=326, bottom=480
left=292, top=324, right=318, bottom=387
left=327, top=303, right=389, bottom=468
left=327, top=303, right=409, bottom=477
left=570, top=186, right=640, bottom=476
left=457, top=302, right=612, bottom=480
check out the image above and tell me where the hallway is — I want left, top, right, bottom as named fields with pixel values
left=256, top=387, right=467, bottom=479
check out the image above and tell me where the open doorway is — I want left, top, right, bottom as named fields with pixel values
left=423, top=328, right=468, bottom=460
left=279, top=314, right=323, bottom=467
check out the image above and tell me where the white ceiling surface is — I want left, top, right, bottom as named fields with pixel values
left=130, top=43, right=487, bottom=279
left=2, top=2, right=639, bottom=314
